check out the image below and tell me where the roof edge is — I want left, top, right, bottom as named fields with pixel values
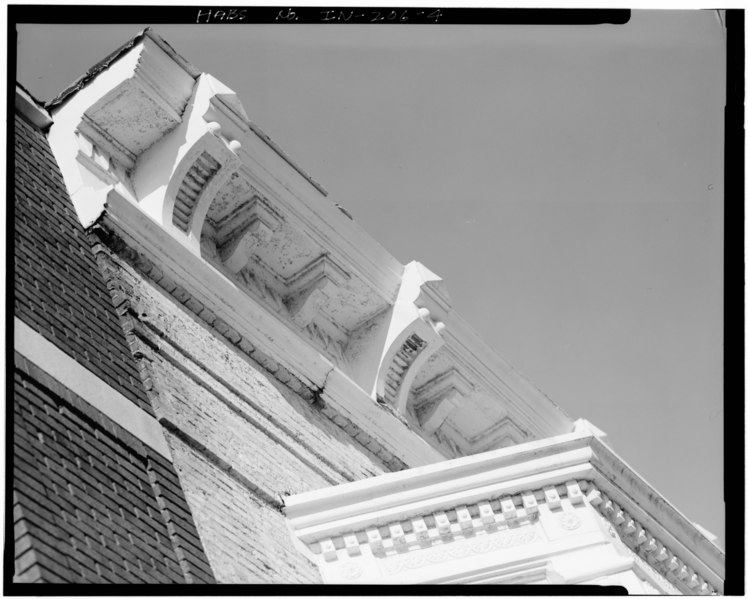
left=143, top=29, right=202, bottom=79
left=45, top=27, right=200, bottom=112
left=15, top=84, right=53, bottom=130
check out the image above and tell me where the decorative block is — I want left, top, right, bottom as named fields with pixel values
left=365, top=527, right=383, bottom=553
left=521, top=492, right=538, bottom=513
left=389, top=523, right=406, bottom=546
left=586, top=487, right=603, bottom=506
left=632, top=524, right=647, bottom=546
left=434, top=511, right=451, bottom=535
left=411, top=517, right=429, bottom=541
left=623, top=517, right=636, bottom=536
left=543, top=486, right=561, bottom=510
left=343, top=534, right=361, bottom=556
left=477, top=501, right=495, bottom=524
left=319, top=538, right=337, bottom=562
left=500, top=497, right=517, bottom=519
left=686, top=572, right=700, bottom=589
left=455, top=506, right=473, bottom=529
left=565, top=481, right=584, bottom=505
left=602, top=499, right=615, bottom=515
left=654, top=542, right=669, bottom=562
left=667, top=556, right=680, bottom=572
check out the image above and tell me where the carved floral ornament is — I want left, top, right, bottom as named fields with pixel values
left=48, top=29, right=570, bottom=459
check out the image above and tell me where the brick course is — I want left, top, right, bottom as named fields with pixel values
left=14, top=113, right=151, bottom=413
left=91, top=236, right=408, bottom=581
left=12, top=109, right=215, bottom=585
left=165, top=436, right=321, bottom=583
left=13, top=98, right=414, bottom=584
left=13, top=359, right=215, bottom=583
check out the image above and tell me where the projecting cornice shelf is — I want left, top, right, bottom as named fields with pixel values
left=47, top=28, right=572, bottom=461
left=284, top=422, right=724, bottom=592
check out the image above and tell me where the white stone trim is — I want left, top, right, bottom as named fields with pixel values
left=284, top=428, right=723, bottom=592
left=99, top=191, right=443, bottom=467
left=45, top=32, right=575, bottom=459
left=285, top=431, right=595, bottom=541
left=15, top=86, right=53, bottom=130
left=14, top=317, right=172, bottom=460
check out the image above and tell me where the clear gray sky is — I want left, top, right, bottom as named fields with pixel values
left=16, top=10, right=725, bottom=544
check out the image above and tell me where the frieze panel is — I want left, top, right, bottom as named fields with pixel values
left=379, top=526, right=540, bottom=576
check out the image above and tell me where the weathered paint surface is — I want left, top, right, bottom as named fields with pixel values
left=105, top=251, right=401, bottom=582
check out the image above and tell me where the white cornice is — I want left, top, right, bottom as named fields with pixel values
left=586, top=437, right=725, bottom=587
left=234, top=140, right=403, bottom=306
left=44, top=30, right=609, bottom=466
left=442, top=314, right=572, bottom=439
left=100, top=189, right=443, bottom=468
left=284, top=427, right=724, bottom=591
left=284, top=431, right=594, bottom=535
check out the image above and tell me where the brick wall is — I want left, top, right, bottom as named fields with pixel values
left=92, top=240, right=416, bottom=582
left=13, top=353, right=215, bottom=583
left=12, top=108, right=214, bottom=585
left=13, top=113, right=150, bottom=413
left=165, top=437, right=321, bottom=583
left=13, top=98, right=422, bottom=584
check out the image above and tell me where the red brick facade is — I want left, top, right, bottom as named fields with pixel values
left=12, top=107, right=215, bottom=585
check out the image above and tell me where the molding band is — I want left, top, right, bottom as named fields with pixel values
left=14, top=317, right=172, bottom=459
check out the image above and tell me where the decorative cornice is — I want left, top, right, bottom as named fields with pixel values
left=215, top=196, right=282, bottom=273
left=289, top=474, right=718, bottom=591
left=89, top=201, right=444, bottom=470
left=284, top=427, right=723, bottom=592
left=172, top=151, right=222, bottom=232
left=47, top=29, right=591, bottom=470
left=411, top=368, right=473, bottom=434
left=585, top=483, right=716, bottom=595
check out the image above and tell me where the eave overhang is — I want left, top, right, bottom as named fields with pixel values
left=284, top=422, right=724, bottom=591
left=46, top=28, right=574, bottom=464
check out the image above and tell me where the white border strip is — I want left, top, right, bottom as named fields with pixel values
left=14, top=317, right=172, bottom=459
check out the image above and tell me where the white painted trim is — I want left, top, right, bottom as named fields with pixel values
left=15, top=86, right=53, bottom=130
left=284, top=431, right=591, bottom=520
left=102, top=191, right=444, bottom=468
left=284, top=429, right=724, bottom=590
left=45, top=33, right=574, bottom=456
left=14, top=317, right=172, bottom=460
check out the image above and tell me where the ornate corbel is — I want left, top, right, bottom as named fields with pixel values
left=47, top=33, right=198, bottom=228
left=215, top=196, right=281, bottom=273
left=411, top=369, right=473, bottom=434
left=284, top=255, right=350, bottom=328
left=163, top=129, right=243, bottom=251
left=130, top=73, right=249, bottom=251
left=375, top=261, right=452, bottom=414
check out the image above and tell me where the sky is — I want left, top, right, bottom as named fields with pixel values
left=15, top=10, right=725, bottom=545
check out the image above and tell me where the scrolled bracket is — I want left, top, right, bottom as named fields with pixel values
left=374, top=261, right=452, bottom=414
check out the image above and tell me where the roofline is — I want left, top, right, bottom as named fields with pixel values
left=248, top=121, right=329, bottom=197
left=45, top=28, right=201, bottom=112
left=41, top=28, right=326, bottom=195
